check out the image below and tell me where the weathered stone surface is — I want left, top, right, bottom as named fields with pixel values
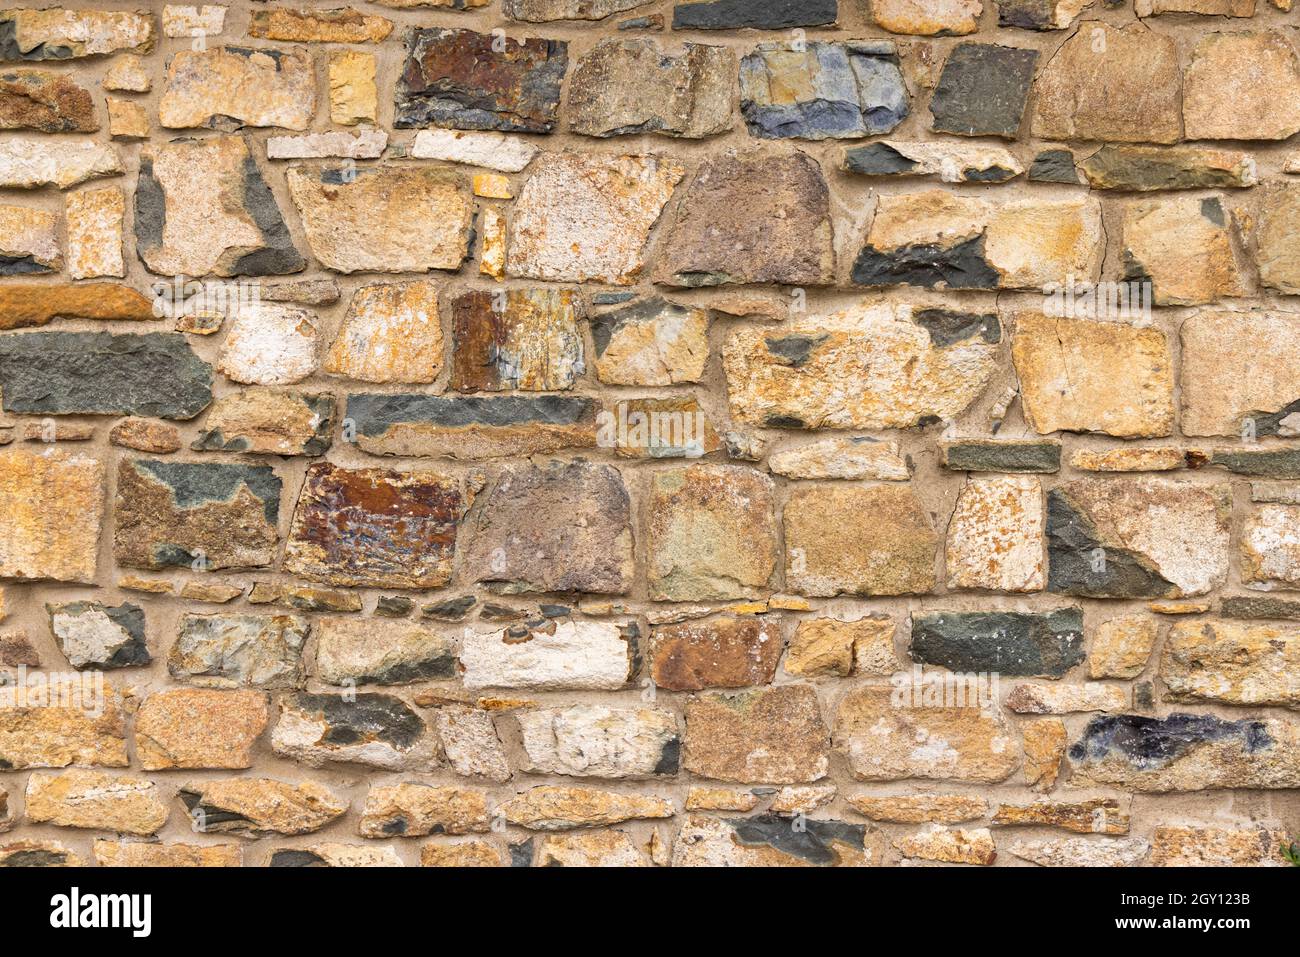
left=602, top=395, right=721, bottom=460
left=1080, top=146, right=1257, bottom=191
left=930, top=43, right=1037, bottom=139
left=895, top=826, right=996, bottom=865
left=941, top=440, right=1060, bottom=474
left=848, top=794, right=986, bottom=824
left=569, top=39, right=733, bottom=138
left=672, top=813, right=876, bottom=867
left=0, top=9, right=154, bottom=60
left=248, top=583, right=361, bottom=613
left=1137, top=0, right=1254, bottom=11
left=786, top=615, right=895, bottom=678
left=106, top=95, right=148, bottom=139
left=0, top=136, right=120, bottom=188
left=770, top=437, right=910, bottom=481
left=162, top=5, right=226, bottom=38
left=590, top=298, right=708, bottom=386
left=315, top=617, right=454, bottom=686
left=0, top=629, right=39, bottom=667
left=0, top=204, right=57, bottom=274
left=1047, top=480, right=1231, bottom=598
left=1032, top=24, right=1181, bottom=144
left=26, top=770, right=167, bottom=835
left=844, top=140, right=1022, bottom=183
left=683, top=685, right=829, bottom=784
left=1006, top=683, right=1128, bottom=714
left=1149, top=826, right=1285, bottom=866
left=193, top=389, right=333, bottom=456
left=0, top=449, right=102, bottom=583
left=854, top=192, right=1101, bottom=290
left=517, top=704, right=679, bottom=778
left=137, top=135, right=303, bottom=277
left=1184, top=31, right=1300, bottom=141
left=420, top=841, right=504, bottom=867
left=871, top=0, right=979, bottom=34
left=834, top=685, right=1019, bottom=782
left=1122, top=197, right=1246, bottom=306
left=726, top=303, right=999, bottom=429
left=1022, top=715, right=1070, bottom=789
left=0, top=283, right=153, bottom=331
left=649, top=616, right=781, bottom=691
left=328, top=50, right=376, bottom=125
left=0, top=68, right=94, bottom=132
left=266, top=128, right=387, bottom=160
left=217, top=304, right=318, bottom=386
left=93, top=841, right=241, bottom=867
left=169, top=613, right=307, bottom=688
left=359, top=784, right=489, bottom=837
left=1161, top=619, right=1300, bottom=708
left=285, top=463, right=466, bottom=589
left=997, top=0, right=1089, bottom=28
left=396, top=28, right=567, bottom=132
left=1208, top=446, right=1300, bottom=478
left=179, top=778, right=347, bottom=836
left=500, top=786, right=672, bottom=830
left=1242, top=504, right=1300, bottom=589
left=48, top=600, right=148, bottom=670
left=287, top=165, right=471, bottom=274
left=325, top=280, right=441, bottom=385
left=114, top=458, right=279, bottom=571
left=785, top=484, right=936, bottom=597
left=910, top=608, right=1083, bottom=677
left=269, top=844, right=401, bottom=867
left=1012, top=314, right=1174, bottom=439
left=1010, top=836, right=1147, bottom=867
left=1070, top=447, right=1192, bottom=473
left=0, top=691, right=127, bottom=769
left=435, top=706, right=511, bottom=782
left=534, top=830, right=646, bottom=866
left=507, top=152, right=682, bottom=284
left=462, top=620, right=634, bottom=690
left=249, top=7, right=391, bottom=42
left=685, top=787, right=758, bottom=812
left=647, top=464, right=777, bottom=601
left=135, top=688, right=268, bottom=770
left=945, top=476, right=1045, bottom=593
left=0, top=841, right=82, bottom=866
left=674, top=0, right=837, bottom=28
left=273, top=692, right=437, bottom=770
left=410, top=129, right=539, bottom=172
left=739, top=41, right=907, bottom=140
left=1070, top=712, right=1300, bottom=790
left=450, top=289, right=583, bottom=392
left=656, top=151, right=834, bottom=287
left=1254, top=183, right=1300, bottom=294
left=506, top=0, right=647, bottom=19
left=1089, top=616, right=1157, bottom=679
left=992, top=797, right=1128, bottom=835
left=103, top=54, right=151, bottom=92
left=179, top=581, right=242, bottom=603
left=1222, top=595, right=1300, bottom=619
left=1181, top=311, right=1300, bottom=438
left=463, top=462, right=632, bottom=594
left=66, top=187, right=124, bottom=279
left=346, top=393, right=599, bottom=459
left=160, top=46, right=315, bottom=130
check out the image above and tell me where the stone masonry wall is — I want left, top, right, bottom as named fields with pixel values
left=0, top=0, right=1298, bottom=868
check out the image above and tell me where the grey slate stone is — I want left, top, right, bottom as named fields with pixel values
left=930, top=43, right=1038, bottom=139
left=673, top=0, right=837, bottom=29
left=909, top=607, right=1085, bottom=677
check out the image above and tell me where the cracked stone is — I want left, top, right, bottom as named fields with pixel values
left=930, top=43, right=1037, bottom=139
left=945, top=476, right=1045, bottom=593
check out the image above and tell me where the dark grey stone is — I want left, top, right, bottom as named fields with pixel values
left=843, top=143, right=919, bottom=176
left=941, top=440, right=1061, bottom=473
left=1046, top=489, right=1178, bottom=598
left=130, top=459, right=280, bottom=525
left=929, top=43, right=1038, bottom=139
left=376, top=596, right=415, bottom=618
left=1069, top=712, right=1273, bottom=768
left=423, top=595, right=477, bottom=621
left=851, top=234, right=1000, bottom=289
left=673, top=0, right=836, bottom=29
left=909, top=607, right=1085, bottom=677
left=285, top=692, right=425, bottom=750
left=1028, top=148, right=1079, bottom=183
left=1220, top=595, right=1300, bottom=620
left=913, top=308, right=1000, bottom=347
left=726, top=814, right=866, bottom=865
left=47, top=600, right=150, bottom=671
left=1209, top=446, right=1300, bottom=479
left=347, top=393, right=594, bottom=434
left=0, top=331, right=212, bottom=420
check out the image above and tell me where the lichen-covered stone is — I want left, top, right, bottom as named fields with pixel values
left=992, top=797, right=1128, bottom=835
left=739, top=41, right=907, bottom=140
left=930, top=43, right=1037, bottom=139
left=1184, top=31, right=1300, bottom=141
left=450, top=288, right=583, bottom=392
left=135, top=688, right=268, bottom=769
left=66, top=186, right=124, bottom=279
left=0, top=449, right=102, bottom=583
left=1089, top=616, right=1157, bottom=679
left=26, top=770, right=167, bottom=835
left=534, top=830, right=647, bottom=866
left=0, top=689, right=127, bottom=769
left=1070, top=447, right=1192, bottom=473
left=647, top=464, right=777, bottom=601
left=1032, top=23, right=1181, bottom=143
left=1122, top=196, right=1246, bottom=306
left=420, top=841, right=504, bottom=867
left=1069, top=712, right=1300, bottom=790
left=0, top=68, right=94, bottom=131
left=507, top=152, right=683, bottom=284
left=517, top=704, right=679, bottom=778
left=159, top=46, right=315, bottom=130
left=1012, top=314, right=1174, bottom=439
left=672, top=813, right=876, bottom=867
left=136, top=134, right=303, bottom=277
left=463, top=462, right=632, bottom=594
left=910, top=608, right=1083, bottom=678
left=106, top=95, right=148, bottom=139
left=785, top=484, right=936, bottom=597
left=649, top=616, right=781, bottom=691
left=0, top=9, right=155, bottom=60
left=315, top=616, right=455, bottom=686
left=287, top=165, right=471, bottom=274
left=285, top=463, right=466, bottom=589
left=325, top=280, right=442, bottom=384
left=169, top=613, right=307, bottom=689
left=683, top=685, right=829, bottom=784
left=462, top=620, right=634, bottom=690
left=396, top=27, right=567, bottom=132
left=945, top=476, right=1045, bottom=593
left=193, top=389, right=333, bottom=456
left=1023, top=718, right=1067, bottom=791
left=834, top=685, right=1019, bottom=782
left=272, top=692, right=438, bottom=770
left=569, top=39, right=733, bottom=138
left=269, top=844, right=401, bottom=867
left=1047, top=479, right=1231, bottom=599
left=1149, top=826, right=1285, bottom=866
left=656, top=151, right=834, bottom=287
left=114, top=458, right=279, bottom=571
left=359, top=784, right=489, bottom=837
left=725, top=302, right=999, bottom=429
left=48, top=600, right=148, bottom=670
left=179, top=778, right=347, bottom=836
left=1161, top=619, right=1300, bottom=708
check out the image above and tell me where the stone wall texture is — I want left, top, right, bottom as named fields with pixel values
left=0, top=0, right=1299, bottom=868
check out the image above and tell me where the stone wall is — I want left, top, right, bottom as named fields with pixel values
left=0, top=0, right=1297, bottom=868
